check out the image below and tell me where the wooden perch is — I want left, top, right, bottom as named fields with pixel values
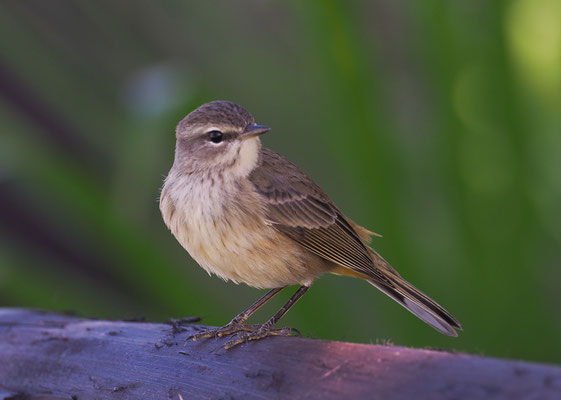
left=0, top=309, right=560, bottom=400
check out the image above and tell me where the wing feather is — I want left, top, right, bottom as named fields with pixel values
left=250, top=148, right=376, bottom=275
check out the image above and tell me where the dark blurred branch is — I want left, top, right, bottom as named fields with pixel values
left=1, top=308, right=560, bottom=400
left=0, top=61, right=109, bottom=176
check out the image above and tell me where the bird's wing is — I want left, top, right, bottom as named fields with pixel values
left=249, top=148, right=380, bottom=278
left=249, top=148, right=461, bottom=336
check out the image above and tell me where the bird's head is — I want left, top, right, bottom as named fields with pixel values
left=174, top=101, right=269, bottom=176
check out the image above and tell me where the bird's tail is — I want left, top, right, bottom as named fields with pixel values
left=366, top=248, right=462, bottom=336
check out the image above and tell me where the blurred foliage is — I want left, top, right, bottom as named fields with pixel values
left=1, top=0, right=560, bottom=363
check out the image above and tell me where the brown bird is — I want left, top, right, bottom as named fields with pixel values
left=160, top=100, right=461, bottom=348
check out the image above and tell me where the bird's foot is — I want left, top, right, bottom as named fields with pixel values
left=223, top=325, right=301, bottom=350
left=187, top=320, right=258, bottom=343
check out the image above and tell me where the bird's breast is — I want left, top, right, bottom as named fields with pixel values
left=160, top=171, right=322, bottom=288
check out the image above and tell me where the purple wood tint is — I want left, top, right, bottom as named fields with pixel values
left=0, top=309, right=559, bottom=400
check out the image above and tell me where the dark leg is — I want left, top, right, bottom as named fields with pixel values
left=224, top=285, right=309, bottom=349
left=189, top=287, right=285, bottom=342
left=260, top=285, right=309, bottom=329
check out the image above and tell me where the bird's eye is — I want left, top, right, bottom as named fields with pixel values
left=208, top=130, right=223, bottom=144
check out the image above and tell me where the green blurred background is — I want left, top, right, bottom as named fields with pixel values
left=1, top=0, right=560, bottom=364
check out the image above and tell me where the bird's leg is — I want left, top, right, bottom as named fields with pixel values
left=224, top=285, right=309, bottom=349
left=188, top=287, right=285, bottom=342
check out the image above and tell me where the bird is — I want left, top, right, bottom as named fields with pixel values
left=159, top=100, right=461, bottom=349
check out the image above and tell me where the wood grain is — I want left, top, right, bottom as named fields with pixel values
left=0, top=308, right=559, bottom=400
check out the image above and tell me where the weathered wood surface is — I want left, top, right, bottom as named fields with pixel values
left=0, top=308, right=560, bottom=400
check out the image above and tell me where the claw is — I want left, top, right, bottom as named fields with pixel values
left=290, top=327, right=302, bottom=337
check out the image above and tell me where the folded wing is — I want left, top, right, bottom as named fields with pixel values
left=249, top=148, right=461, bottom=336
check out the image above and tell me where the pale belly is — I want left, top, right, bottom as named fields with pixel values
left=179, top=214, right=312, bottom=288
left=160, top=174, right=325, bottom=288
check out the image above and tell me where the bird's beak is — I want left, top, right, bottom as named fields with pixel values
left=241, top=124, right=270, bottom=138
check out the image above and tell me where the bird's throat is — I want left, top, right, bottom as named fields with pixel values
left=230, top=138, right=261, bottom=178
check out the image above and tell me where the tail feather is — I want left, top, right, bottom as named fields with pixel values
left=361, top=247, right=461, bottom=336
left=367, top=275, right=461, bottom=336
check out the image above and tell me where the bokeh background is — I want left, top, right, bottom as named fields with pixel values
left=1, top=0, right=560, bottom=364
